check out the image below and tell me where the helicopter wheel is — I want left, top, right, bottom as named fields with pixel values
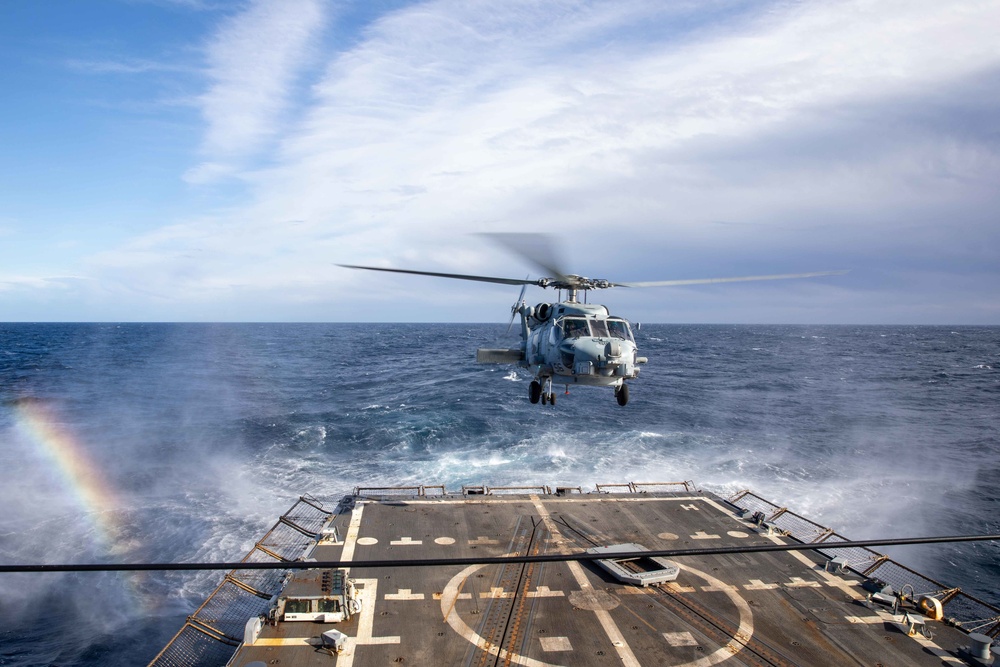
left=541, top=392, right=548, bottom=405
left=616, top=383, right=629, bottom=406
left=529, top=380, right=541, bottom=404
left=548, top=393, right=556, bottom=406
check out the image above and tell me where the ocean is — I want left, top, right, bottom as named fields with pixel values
left=0, top=322, right=997, bottom=665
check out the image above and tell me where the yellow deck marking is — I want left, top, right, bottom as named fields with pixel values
left=252, top=637, right=320, bottom=647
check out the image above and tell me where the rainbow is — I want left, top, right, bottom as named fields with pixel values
left=12, top=399, right=125, bottom=549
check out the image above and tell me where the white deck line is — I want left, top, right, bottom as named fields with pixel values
left=339, top=502, right=366, bottom=575
left=530, top=495, right=642, bottom=667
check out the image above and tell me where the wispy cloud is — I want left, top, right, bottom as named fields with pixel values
left=186, top=0, right=327, bottom=183
left=73, top=0, right=1000, bottom=321
left=66, top=57, right=194, bottom=75
left=0, top=275, right=88, bottom=293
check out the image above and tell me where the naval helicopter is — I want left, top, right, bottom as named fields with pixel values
left=340, top=234, right=843, bottom=407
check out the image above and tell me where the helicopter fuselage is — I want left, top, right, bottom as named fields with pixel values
left=519, top=300, right=645, bottom=389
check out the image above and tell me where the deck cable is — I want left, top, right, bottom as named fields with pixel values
left=1, top=534, right=998, bottom=573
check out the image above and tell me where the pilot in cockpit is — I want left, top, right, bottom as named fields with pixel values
left=607, top=319, right=631, bottom=341
left=563, top=319, right=589, bottom=338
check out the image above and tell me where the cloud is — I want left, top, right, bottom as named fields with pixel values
left=0, top=275, right=88, bottom=293
left=186, top=0, right=327, bottom=182
left=66, top=58, right=193, bottom=75
left=69, top=0, right=1000, bottom=321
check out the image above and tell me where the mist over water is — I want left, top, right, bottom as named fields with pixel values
left=1, top=322, right=998, bottom=665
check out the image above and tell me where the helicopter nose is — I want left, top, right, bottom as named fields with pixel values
left=564, top=338, right=630, bottom=376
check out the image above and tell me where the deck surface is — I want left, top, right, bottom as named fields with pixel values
left=229, top=490, right=971, bottom=666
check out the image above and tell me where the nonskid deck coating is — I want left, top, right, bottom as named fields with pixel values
left=228, top=490, right=975, bottom=666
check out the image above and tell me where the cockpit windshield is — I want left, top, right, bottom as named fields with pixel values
left=607, top=318, right=633, bottom=342
left=590, top=320, right=609, bottom=337
left=561, top=317, right=590, bottom=338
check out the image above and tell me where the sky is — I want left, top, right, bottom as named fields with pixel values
left=1, top=0, right=999, bottom=324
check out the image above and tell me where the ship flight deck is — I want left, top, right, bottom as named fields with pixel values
left=153, top=483, right=1000, bottom=667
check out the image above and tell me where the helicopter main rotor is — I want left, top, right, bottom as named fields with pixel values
left=335, top=264, right=621, bottom=293
left=336, top=265, right=844, bottom=301
left=339, top=233, right=845, bottom=303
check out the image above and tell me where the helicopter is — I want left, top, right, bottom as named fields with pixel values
left=340, top=234, right=843, bottom=407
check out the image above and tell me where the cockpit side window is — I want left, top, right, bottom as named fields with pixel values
left=607, top=318, right=633, bottom=342
left=561, top=317, right=590, bottom=338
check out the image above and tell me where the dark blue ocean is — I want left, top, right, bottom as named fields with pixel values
left=0, top=323, right=998, bottom=665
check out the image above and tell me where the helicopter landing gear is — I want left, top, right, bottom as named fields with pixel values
left=615, top=383, right=629, bottom=406
left=531, top=379, right=556, bottom=406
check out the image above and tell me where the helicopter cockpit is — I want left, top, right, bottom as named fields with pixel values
left=561, top=317, right=590, bottom=338
left=607, top=317, right=634, bottom=342
left=557, top=316, right=634, bottom=342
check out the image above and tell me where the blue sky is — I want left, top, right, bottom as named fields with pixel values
left=2, top=0, right=999, bottom=323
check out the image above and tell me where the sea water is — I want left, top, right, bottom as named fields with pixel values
left=0, top=323, right=997, bottom=665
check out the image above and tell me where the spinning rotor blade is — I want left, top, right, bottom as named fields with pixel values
left=479, top=233, right=574, bottom=285
left=616, top=270, right=847, bottom=288
left=338, top=264, right=542, bottom=287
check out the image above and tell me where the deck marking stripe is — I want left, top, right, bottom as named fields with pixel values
left=251, top=637, right=320, bottom=646
left=440, top=564, right=565, bottom=667
left=909, top=629, right=968, bottom=665
left=707, top=495, right=868, bottom=602
left=385, top=588, right=425, bottom=600
left=869, top=608, right=968, bottom=665
left=844, top=615, right=885, bottom=624
left=529, top=495, right=642, bottom=667
left=339, top=502, right=366, bottom=574
left=786, top=576, right=822, bottom=588
left=665, top=563, right=756, bottom=667
left=337, top=578, right=401, bottom=667
left=526, top=586, right=565, bottom=598
left=768, top=534, right=864, bottom=598
left=441, top=572, right=468, bottom=623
